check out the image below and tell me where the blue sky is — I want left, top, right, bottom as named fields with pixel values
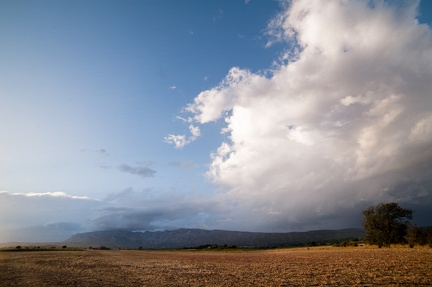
left=1, top=0, right=432, bottom=242
left=1, top=0, right=280, bottom=195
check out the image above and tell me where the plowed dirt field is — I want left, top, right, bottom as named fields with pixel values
left=1, top=247, right=431, bottom=286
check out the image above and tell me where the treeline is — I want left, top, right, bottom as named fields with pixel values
left=2, top=245, right=82, bottom=251
left=181, top=244, right=238, bottom=250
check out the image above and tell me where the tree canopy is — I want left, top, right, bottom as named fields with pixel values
left=362, top=202, right=413, bottom=246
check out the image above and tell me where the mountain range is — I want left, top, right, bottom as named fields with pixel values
left=65, top=228, right=365, bottom=249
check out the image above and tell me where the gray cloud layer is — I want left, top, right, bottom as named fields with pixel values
left=91, top=188, right=217, bottom=231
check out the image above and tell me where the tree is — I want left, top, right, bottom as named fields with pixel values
left=362, top=202, right=413, bottom=246
left=406, top=225, right=419, bottom=248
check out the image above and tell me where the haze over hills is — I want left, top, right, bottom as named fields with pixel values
left=65, top=228, right=365, bottom=249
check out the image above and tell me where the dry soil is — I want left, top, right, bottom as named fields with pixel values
left=0, top=247, right=431, bottom=286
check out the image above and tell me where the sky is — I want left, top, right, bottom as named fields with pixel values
left=1, top=0, right=432, bottom=242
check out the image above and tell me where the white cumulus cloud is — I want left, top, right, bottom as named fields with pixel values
left=168, top=0, right=432, bottom=231
left=164, top=125, right=201, bottom=149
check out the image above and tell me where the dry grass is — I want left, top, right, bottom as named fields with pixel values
left=1, top=247, right=431, bottom=286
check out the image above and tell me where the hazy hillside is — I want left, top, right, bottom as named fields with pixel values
left=65, top=228, right=365, bottom=249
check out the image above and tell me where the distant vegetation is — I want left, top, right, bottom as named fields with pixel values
left=180, top=244, right=238, bottom=250
left=0, top=245, right=83, bottom=252
left=89, top=246, right=111, bottom=250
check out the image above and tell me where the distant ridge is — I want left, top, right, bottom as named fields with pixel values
left=65, top=228, right=365, bottom=249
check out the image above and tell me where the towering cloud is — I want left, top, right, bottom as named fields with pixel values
left=168, top=0, right=432, bottom=231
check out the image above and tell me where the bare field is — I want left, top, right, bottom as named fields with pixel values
left=1, top=247, right=431, bottom=286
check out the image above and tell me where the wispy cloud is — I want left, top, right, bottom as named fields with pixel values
left=118, top=164, right=156, bottom=178
left=169, top=160, right=200, bottom=169
left=0, top=191, right=89, bottom=200
left=213, top=8, right=224, bottom=23
left=80, top=148, right=109, bottom=156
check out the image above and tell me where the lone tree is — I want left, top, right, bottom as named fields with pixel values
left=362, top=202, right=413, bottom=246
